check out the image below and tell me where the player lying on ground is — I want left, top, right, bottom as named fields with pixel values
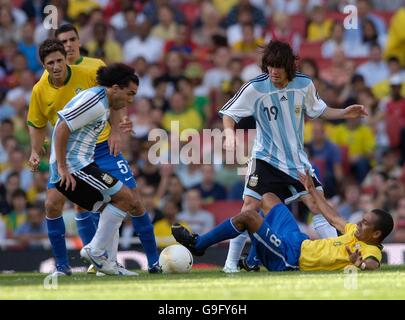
left=49, top=63, right=157, bottom=275
left=172, top=170, right=394, bottom=271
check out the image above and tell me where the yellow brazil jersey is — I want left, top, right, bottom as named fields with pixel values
left=299, top=223, right=382, bottom=271
left=28, top=63, right=110, bottom=143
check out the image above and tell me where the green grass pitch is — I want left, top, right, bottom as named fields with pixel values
left=1, top=265, right=405, bottom=300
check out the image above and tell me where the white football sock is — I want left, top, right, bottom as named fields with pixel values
left=107, top=229, right=120, bottom=263
left=313, top=214, right=337, bottom=238
left=224, top=231, right=249, bottom=268
left=89, top=204, right=126, bottom=257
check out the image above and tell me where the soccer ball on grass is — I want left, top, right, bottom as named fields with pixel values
left=159, top=244, right=193, bottom=274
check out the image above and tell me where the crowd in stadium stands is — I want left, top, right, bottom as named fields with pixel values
left=1, top=0, right=405, bottom=250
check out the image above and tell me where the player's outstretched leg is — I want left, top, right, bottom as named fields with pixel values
left=172, top=218, right=243, bottom=256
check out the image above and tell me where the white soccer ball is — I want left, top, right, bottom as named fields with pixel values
left=159, top=244, right=193, bottom=274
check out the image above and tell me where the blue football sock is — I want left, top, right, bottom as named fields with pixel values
left=46, top=216, right=69, bottom=267
left=92, top=212, right=100, bottom=228
left=195, top=219, right=242, bottom=251
left=75, top=212, right=97, bottom=246
left=131, top=212, right=159, bottom=268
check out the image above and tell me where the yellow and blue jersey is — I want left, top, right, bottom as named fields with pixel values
left=299, top=223, right=382, bottom=271
left=28, top=64, right=110, bottom=143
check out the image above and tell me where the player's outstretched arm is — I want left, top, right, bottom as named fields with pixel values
left=299, top=170, right=347, bottom=234
left=320, top=105, right=368, bottom=120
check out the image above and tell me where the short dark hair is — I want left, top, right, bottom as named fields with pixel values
left=261, top=40, right=297, bottom=81
left=54, top=23, right=79, bottom=39
left=96, top=63, right=139, bottom=88
left=11, top=189, right=26, bottom=200
left=371, top=209, right=394, bottom=242
left=39, top=39, right=66, bottom=63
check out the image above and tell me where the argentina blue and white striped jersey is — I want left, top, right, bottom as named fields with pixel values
left=219, top=73, right=327, bottom=180
left=49, top=86, right=108, bottom=183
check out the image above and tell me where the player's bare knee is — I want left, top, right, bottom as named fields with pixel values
left=242, top=198, right=261, bottom=212
left=45, top=198, right=63, bottom=218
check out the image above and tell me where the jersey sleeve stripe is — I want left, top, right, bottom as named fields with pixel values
left=220, top=74, right=268, bottom=112
left=63, top=89, right=105, bottom=120
left=64, top=92, right=106, bottom=121
left=26, top=120, right=46, bottom=129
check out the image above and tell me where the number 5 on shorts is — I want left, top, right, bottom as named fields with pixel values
left=117, top=160, right=129, bottom=174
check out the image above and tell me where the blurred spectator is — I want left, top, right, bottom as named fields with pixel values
left=232, top=22, right=264, bottom=60
left=0, top=119, right=14, bottom=165
left=0, top=214, right=5, bottom=241
left=17, top=22, right=42, bottom=74
left=123, top=20, right=164, bottom=63
left=142, top=0, right=184, bottom=26
left=203, top=46, right=231, bottom=93
left=332, top=118, right=376, bottom=183
left=2, top=189, right=27, bottom=237
left=131, top=56, right=154, bottom=98
left=34, top=4, right=68, bottom=44
left=372, top=56, right=405, bottom=99
left=264, top=12, right=301, bottom=54
left=362, top=18, right=386, bottom=49
left=176, top=163, right=203, bottom=190
left=5, top=69, right=34, bottom=107
left=192, top=2, right=226, bottom=48
left=176, top=76, right=209, bottom=123
left=306, top=5, right=333, bottom=42
left=344, top=0, right=386, bottom=45
left=194, top=165, right=227, bottom=203
left=21, top=0, right=48, bottom=25
left=158, top=173, right=184, bottom=211
left=14, top=202, right=47, bottom=249
left=151, top=76, right=170, bottom=112
left=85, top=21, right=122, bottom=63
left=162, top=91, right=203, bottom=134
left=375, top=178, right=404, bottom=212
left=113, top=7, right=144, bottom=45
left=178, top=189, right=215, bottom=235
left=150, top=4, right=179, bottom=41
left=142, top=185, right=164, bottom=224
left=356, top=44, right=389, bottom=87
left=130, top=98, right=155, bottom=139
left=4, top=52, right=28, bottom=89
left=226, top=7, right=263, bottom=46
left=78, top=8, right=111, bottom=45
left=137, top=146, right=161, bottom=188
left=393, top=197, right=405, bottom=242
left=320, top=47, right=355, bottom=89
left=306, top=119, right=343, bottom=198
left=384, top=7, right=405, bottom=67
left=154, top=199, right=189, bottom=248
left=322, top=21, right=368, bottom=59
left=226, top=0, right=266, bottom=28
left=337, top=181, right=361, bottom=220
left=0, top=6, right=21, bottom=46
left=26, top=169, right=48, bottom=204
left=363, top=149, right=402, bottom=191
left=160, top=51, right=185, bottom=94
left=0, top=148, right=32, bottom=191
left=382, top=75, right=405, bottom=150
left=164, top=24, right=195, bottom=60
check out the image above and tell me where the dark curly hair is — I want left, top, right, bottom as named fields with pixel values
left=261, top=40, right=297, bottom=81
left=39, top=39, right=66, bottom=64
left=96, top=63, right=139, bottom=88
